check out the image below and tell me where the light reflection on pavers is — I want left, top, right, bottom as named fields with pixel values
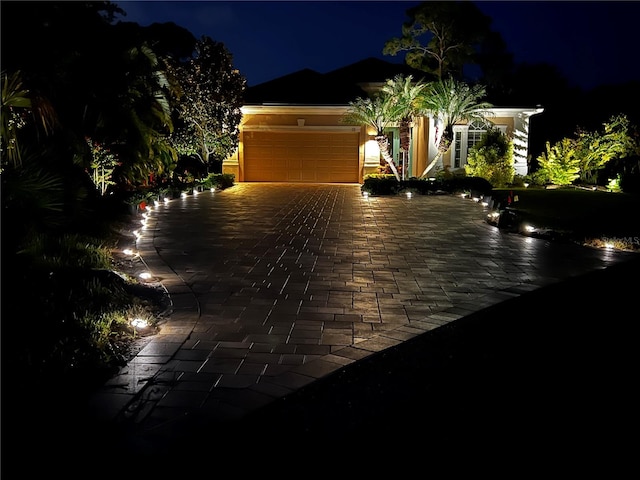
left=92, top=182, right=636, bottom=435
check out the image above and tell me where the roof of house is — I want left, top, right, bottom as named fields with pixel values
left=242, top=57, right=434, bottom=106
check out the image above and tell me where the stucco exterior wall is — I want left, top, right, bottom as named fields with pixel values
left=224, top=106, right=543, bottom=182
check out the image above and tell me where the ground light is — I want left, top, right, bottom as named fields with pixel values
left=487, top=211, right=500, bottom=223
left=130, top=317, right=149, bottom=329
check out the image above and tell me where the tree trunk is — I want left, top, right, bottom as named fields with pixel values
left=375, top=135, right=401, bottom=181
left=421, top=123, right=452, bottom=178
left=421, top=151, right=442, bottom=178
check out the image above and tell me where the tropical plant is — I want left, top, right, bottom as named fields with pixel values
left=537, top=138, right=581, bottom=186
left=1, top=70, right=57, bottom=170
left=380, top=75, right=429, bottom=178
left=574, top=114, right=635, bottom=184
left=465, top=127, right=514, bottom=187
left=419, top=77, right=493, bottom=177
left=342, top=94, right=404, bottom=180
left=85, top=137, right=118, bottom=195
left=101, top=43, right=178, bottom=187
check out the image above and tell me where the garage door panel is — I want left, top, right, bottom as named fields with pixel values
left=244, top=131, right=359, bottom=183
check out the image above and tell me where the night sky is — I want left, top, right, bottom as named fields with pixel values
left=116, top=1, right=640, bottom=91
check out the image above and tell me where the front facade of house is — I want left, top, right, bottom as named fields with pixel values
left=223, top=58, right=543, bottom=183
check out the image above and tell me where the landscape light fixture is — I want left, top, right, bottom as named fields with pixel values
left=130, top=317, right=149, bottom=329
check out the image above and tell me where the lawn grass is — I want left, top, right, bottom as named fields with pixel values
left=491, top=186, right=640, bottom=247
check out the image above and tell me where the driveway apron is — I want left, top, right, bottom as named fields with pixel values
left=90, top=183, right=634, bottom=439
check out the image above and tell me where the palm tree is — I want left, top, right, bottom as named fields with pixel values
left=343, top=76, right=428, bottom=181
left=381, top=75, right=428, bottom=179
left=342, top=94, right=403, bottom=180
left=112, top=44, right=177, bottom=185
left=1, top=70, right=57, bottom=170
left=419, top=77, right=492, bottom=177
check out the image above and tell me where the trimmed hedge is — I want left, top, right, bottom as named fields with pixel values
left=362, top=175, right=493, bottom=197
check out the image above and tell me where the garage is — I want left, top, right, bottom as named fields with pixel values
left=242, top=130, right=360, bottom=183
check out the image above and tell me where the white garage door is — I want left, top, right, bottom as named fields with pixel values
left=243, top=131, right=360, bottom=183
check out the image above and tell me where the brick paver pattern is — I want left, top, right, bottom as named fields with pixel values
left=92, top=183, right=632, bottom=435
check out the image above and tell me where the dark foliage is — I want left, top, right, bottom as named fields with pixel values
left=361, top=175, right=493, bottom=196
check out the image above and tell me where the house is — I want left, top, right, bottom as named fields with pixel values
left=222, top=58, right=544, bottom=183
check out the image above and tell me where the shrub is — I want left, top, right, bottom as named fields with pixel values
left=199, top=172, right=235, bottom=190
left=537, top=138, right=580, bottom=186
left=511, top=174, right=526, bottom=187
left=361, top=174, right=492, bottom=197
left=446, top=176, right=493, bottom=196
left=523, top=169, right=549, bottom=187
left=362, top=174, right=401, bottom=195
left=465, top=128, right=515, bottom=187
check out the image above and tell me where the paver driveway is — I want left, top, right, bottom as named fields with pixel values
left=92, top=182, right=633, bottom=437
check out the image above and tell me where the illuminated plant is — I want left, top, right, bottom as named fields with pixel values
left=86, top=137, right=118, bottom=196
left=418, top=77, right=493, bottom=177
left=536, top=138, right=580, bottom=186
left=465, top=127, right=514, bottom=187
left=574, top=114, right=635, bottom=184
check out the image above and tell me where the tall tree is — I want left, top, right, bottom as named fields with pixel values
left=1, top=1, right=184, bottom=188
left=574, top=114, right=635, bottom=184
left=381, top=75, right=429, bottom=178
left=168, top=36, right=246, bottom=172
left=419, top=77, right=493, bottom=177
left=342, top=76, right=425, bottom=181
left=342, top=92, right=411, bottom=181
left=383, top=1, right=497, bottom=80
left=102, top=43, right=177, bottom=186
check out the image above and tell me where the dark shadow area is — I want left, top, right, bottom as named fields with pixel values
left=4, top=256, right=638, bottom=473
